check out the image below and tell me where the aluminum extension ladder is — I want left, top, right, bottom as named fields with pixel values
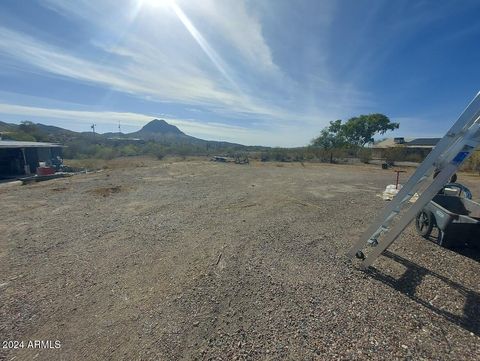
left=347, top=92, right=480, bottom=269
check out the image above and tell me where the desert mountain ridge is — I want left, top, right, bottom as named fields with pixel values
left=0, top=118, right=250, bottom=148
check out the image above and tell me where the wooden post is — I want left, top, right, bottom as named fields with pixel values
left=394, top=170, right=406, bottom=189
left=21, top=148, right=30, bottom=175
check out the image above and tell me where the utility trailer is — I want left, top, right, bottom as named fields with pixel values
left=415, top=193, right=480, bottom=248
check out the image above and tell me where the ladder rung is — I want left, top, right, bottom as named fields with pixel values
left=385, top=214, right=396, bottom=222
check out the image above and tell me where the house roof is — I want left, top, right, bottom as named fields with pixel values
left=373, top=138, right=414, bottom=148
left=406, top=138, right=440, bottom=147
left=0, top=140, right=63, bottom=149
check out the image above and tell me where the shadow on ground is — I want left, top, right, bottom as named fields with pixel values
left=366, top=250, right=480, bottom=336
left=427, top=230, right=480, bottom=262
left=453, top=246, right=480, bottom=263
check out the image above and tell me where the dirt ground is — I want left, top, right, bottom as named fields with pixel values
left=1, top=158, right=480, bottom=360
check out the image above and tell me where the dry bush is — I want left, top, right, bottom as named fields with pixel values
left=461, top=151, right=480, bottom=174
left=383, top=147, right=407, bottom=163
left=358, top=148, right=372, bottom=163
left=64, top=158, right=109, bottom=171
left=65, top=156, right=163, bottom=171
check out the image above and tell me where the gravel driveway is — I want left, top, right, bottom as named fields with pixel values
left=1, top=159, right=479, bottom=360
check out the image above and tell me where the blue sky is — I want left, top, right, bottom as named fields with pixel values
left=0, top=0, right=480, bottom=146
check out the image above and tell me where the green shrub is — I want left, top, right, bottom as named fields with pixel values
left=4, top=131, right=36, bottom=141
left=358, top=148, right=372, bottom=163
left=271, top=148, right=290, bottom=162
left=384, top=147, right=407, bottom=163
left=260, top=152, right=270, bottom=162
left=145, top=142, right=166, bottom=159
left=94, top=147, right=117, bottom=160
left=119, top=144, right=139, bottom=157
left=404, top=153, right=424, bottom=163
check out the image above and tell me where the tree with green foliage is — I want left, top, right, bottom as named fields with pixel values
left=15, top=120, right=52, bottom=142
left=312, top=114, right=399, bottom=149
left=6, top=131, right=36, bottom=142
left=311, top=119, right=347, bottom=149
left=341, top=114, right=399, bottom=146
left=18, top=120, right=38, bottom=134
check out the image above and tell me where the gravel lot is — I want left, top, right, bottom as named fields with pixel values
left=1, top=158, right=480, bottom=360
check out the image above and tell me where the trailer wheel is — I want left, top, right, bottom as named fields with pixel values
left=415, top=210, right=434, bottom=238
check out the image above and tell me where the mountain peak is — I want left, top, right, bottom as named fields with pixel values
left=139, top=119, right=184, bottom=135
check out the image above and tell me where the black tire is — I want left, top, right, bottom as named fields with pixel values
left=415, top=210, right=434, bottom=238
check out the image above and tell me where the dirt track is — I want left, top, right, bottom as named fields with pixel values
left=1, top=159, right=480, bottom=360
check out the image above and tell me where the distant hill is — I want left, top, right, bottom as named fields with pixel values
left=0, top=120, right=17, bottom=132
left=126, top=119, right=191, bottom=142
left=104, top=119, right=246, bottom=147
left=135, top=119, right=185, bottom=135
left=0, top=118, right=248, bottom=148
left=35, top=123, right=76, bottom=135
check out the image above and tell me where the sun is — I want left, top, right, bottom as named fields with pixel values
left=138, top=0, right=174, bottom=9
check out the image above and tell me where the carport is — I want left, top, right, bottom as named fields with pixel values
left=0, top=140, right=63, bottom=179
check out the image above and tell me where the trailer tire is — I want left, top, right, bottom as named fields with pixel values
left=415, top=210, right=434, bottom=238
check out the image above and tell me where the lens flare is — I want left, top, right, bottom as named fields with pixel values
left=168, top=1, right=242, bottom=94
left=137, top=0, right=242, bottom=95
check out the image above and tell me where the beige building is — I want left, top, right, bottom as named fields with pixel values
left=372, top=137, right=440, bottom=160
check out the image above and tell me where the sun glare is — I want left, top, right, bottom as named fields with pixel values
left=139, top=0, right=174, bottom=9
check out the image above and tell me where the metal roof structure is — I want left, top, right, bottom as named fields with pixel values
left=0, top=140, right=63, bottom=148
left=373, top=138, right=414, bottom=148
left=373, top=137, right=440, bottom=149
left=407, top=138, right=441, bottom=147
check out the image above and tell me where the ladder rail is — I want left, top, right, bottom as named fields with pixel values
left=347, top=93, right=480, bottom=259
